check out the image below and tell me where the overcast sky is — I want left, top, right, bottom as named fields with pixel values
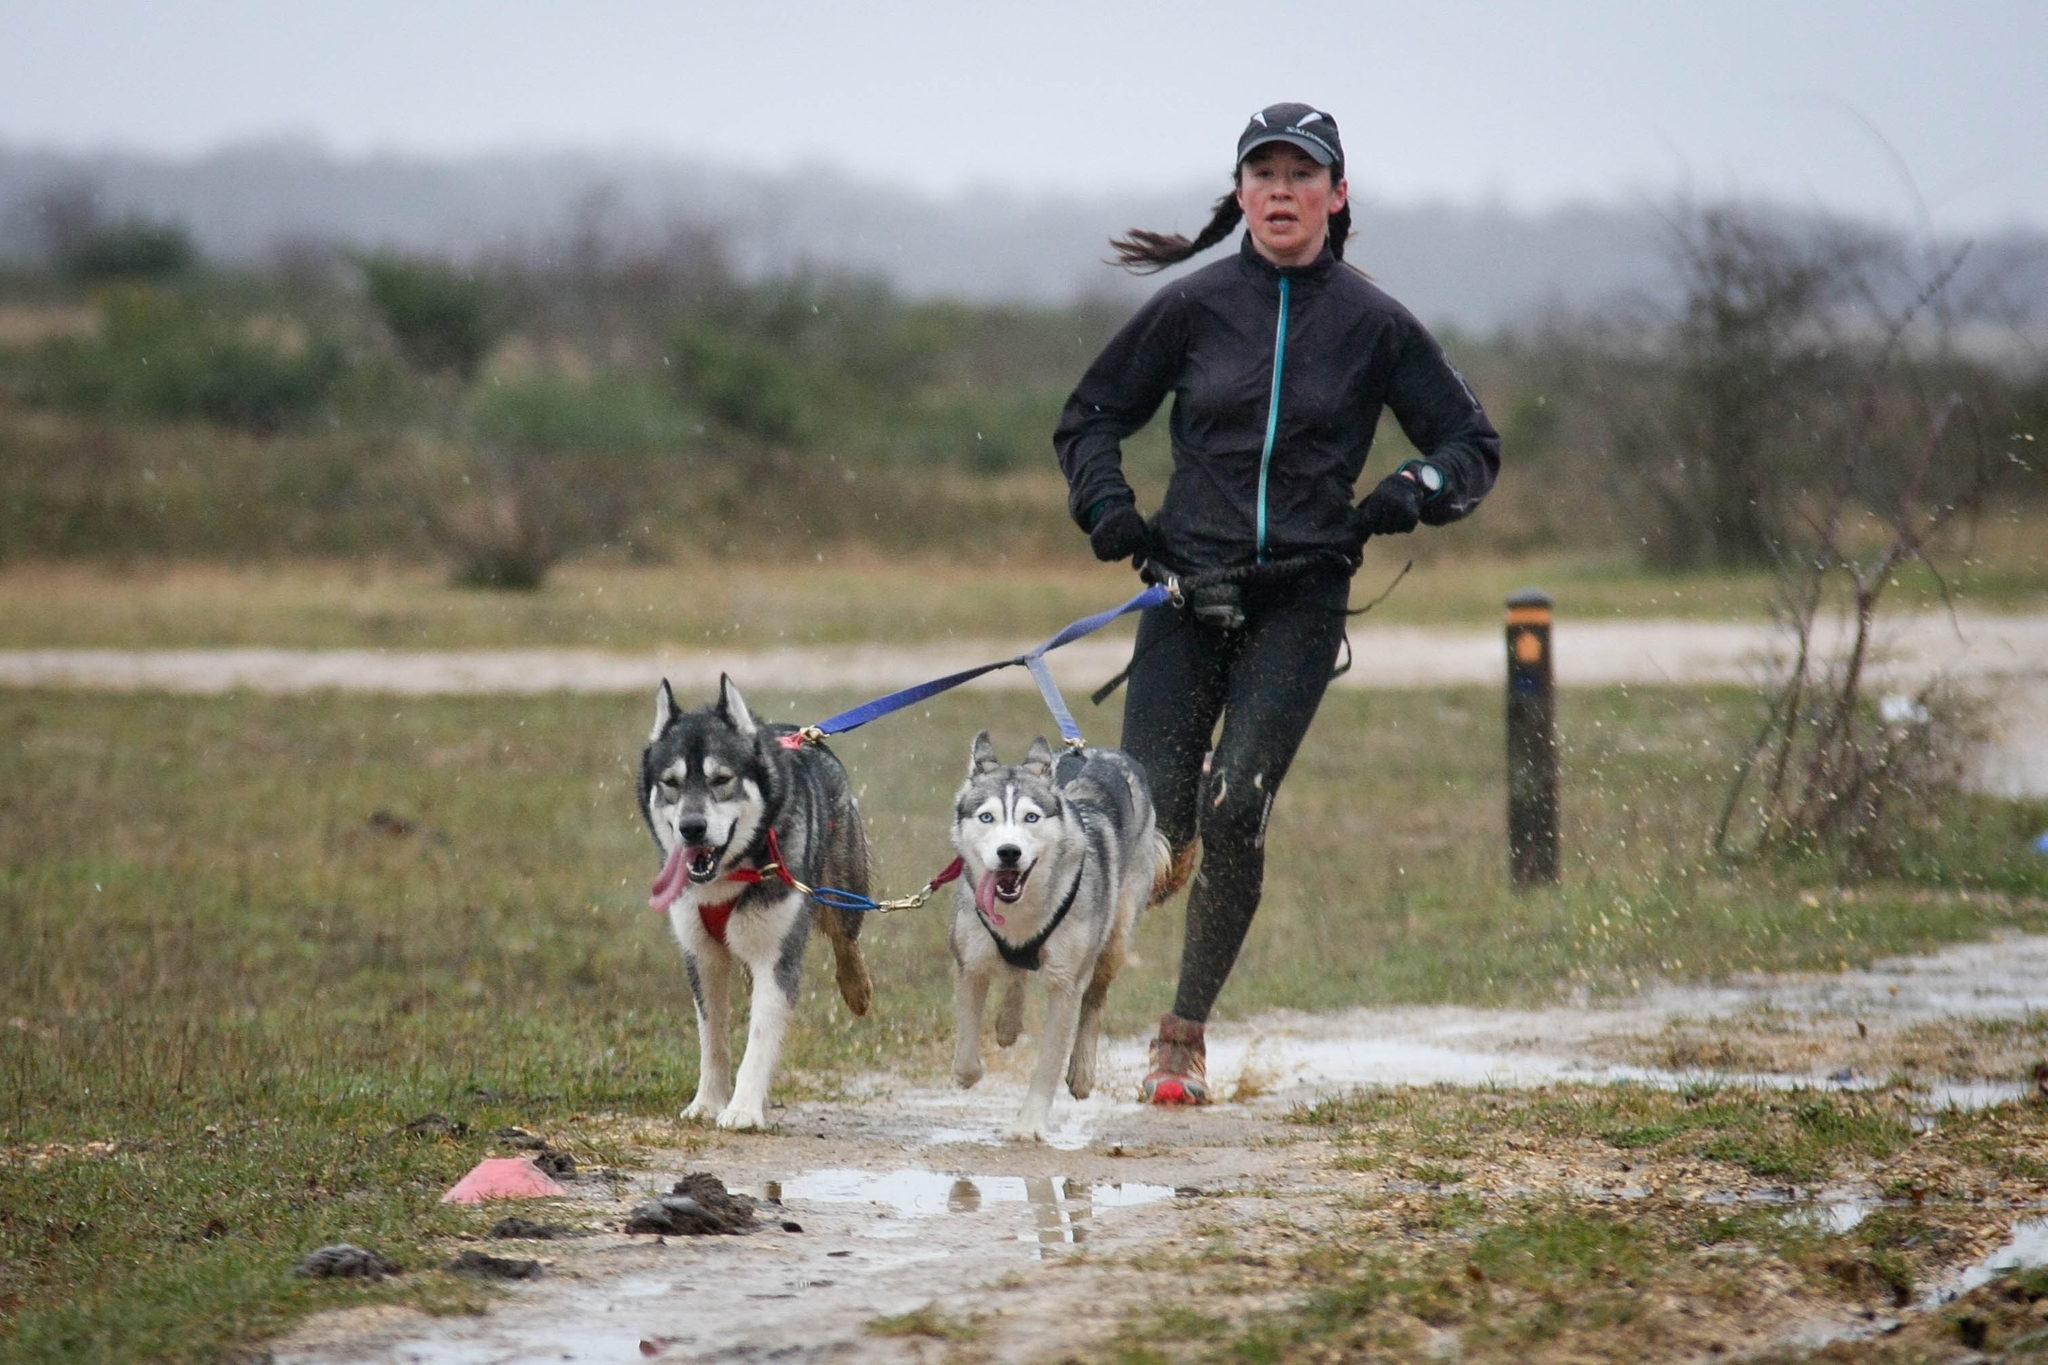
left=4, top=1, right=2044, bottom=233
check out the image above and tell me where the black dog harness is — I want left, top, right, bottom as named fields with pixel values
left=976, top=854, right=1086, bottom=972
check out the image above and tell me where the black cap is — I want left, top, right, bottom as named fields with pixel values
left=1236, top=102, right=1343, bottom=175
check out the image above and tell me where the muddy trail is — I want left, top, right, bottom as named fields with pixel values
left=273, top=935, right=2048, bottom=1364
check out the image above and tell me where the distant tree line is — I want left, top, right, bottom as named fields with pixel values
left=0, top=179, right=2039, bottom=581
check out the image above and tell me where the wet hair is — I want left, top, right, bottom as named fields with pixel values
left=1110, top=168, right=1353, bottom=274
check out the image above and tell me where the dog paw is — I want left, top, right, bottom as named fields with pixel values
left=1006, top=1117, right=1050, bottom=1143
left=680, top=1097, right=721, bottom=1123
left=952, top=1059, right=984, bottom=1090
left=1067, top=1056, right=1096, bottom=1099
left=715, top=1105, right=767, bottom=1131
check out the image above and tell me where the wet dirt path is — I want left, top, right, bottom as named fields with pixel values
left=274, top=935, right=2048, bottom=1364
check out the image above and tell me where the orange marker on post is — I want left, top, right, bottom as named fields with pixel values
left=1505, top=588, right=1559, bottom=888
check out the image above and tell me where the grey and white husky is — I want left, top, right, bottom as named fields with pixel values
left=640, top=675, right=872, bottom=1131
left=949, top=732, right=1166, bottom=1141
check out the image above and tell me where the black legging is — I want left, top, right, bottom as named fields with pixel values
left=1118, top=570, right=1349, bottom=1023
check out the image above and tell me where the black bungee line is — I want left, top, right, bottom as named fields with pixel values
left=1088, top=555, right=1412, bottom=706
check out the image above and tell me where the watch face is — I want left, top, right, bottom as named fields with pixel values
left=1417, top=464, right=1444, bottom=493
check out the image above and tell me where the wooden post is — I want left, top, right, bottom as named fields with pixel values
left=1506, top=588, right=1559, bottom=888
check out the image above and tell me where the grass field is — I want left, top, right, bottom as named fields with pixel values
left=3, top=477, right=2044, bottom=651
left=0, top=550, right=1777, bottom=651
left=4, top=547, right=2046, bottom=654
left=4, top=678, right=2046, bottom=1358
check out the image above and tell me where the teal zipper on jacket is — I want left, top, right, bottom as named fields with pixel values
left=1255, top=276, right=1290, bottom=562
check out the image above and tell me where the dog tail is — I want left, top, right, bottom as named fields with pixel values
left=822, top=792, right=874, bottom=1017
left=1149, top=834, right=1195, bottom=906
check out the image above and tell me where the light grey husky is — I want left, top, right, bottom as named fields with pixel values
left=949, top=732, right=1166, bottom=1141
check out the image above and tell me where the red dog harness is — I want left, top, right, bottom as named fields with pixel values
left=690, top=830, right=797, bottom=946
left=663, top=828, right=966, bottom=946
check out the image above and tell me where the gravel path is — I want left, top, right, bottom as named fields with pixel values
left=2, top=613, right=2042, bottom=694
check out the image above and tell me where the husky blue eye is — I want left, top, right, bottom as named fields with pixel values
left=1023, top=812, right=1039, bottom=823
left=979, top=812, right=994, bottom=823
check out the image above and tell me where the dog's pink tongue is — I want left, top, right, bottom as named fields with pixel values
left=974, top=871, right=1005, bottom=926
left=650, top=846, right=689, bottom=911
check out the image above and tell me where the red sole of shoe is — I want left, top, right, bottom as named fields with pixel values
left=1145, top=1079, right=1206, bottom=1105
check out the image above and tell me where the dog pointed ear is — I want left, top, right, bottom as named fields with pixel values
left=970, top=730, right=1000, bottom=776
left=650, top=679, right=679, bottom=743
left=1022, top=735, right=1056, bottom=775
left=716, top=673, right=757, bottom=739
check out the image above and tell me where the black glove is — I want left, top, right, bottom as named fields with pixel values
left=1352, top=471, right=1424, bottom=541
left=1088, top=502, right=1149, bottom=564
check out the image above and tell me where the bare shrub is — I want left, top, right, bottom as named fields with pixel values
left=1713, top=253, right=2002, bottom=871
left=1633, top=207, right=1883, bottom=569
left=413, top=438, right=581, bottom=591
left=426, top=479, right=562, bottom=591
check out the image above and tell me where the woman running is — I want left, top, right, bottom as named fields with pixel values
left=1055, top=102, right=1501, bottom=1103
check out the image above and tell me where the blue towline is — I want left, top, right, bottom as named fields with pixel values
left=747, top=583, right=1169, bottom=916
left=798, top=582, right=1170, bottom=747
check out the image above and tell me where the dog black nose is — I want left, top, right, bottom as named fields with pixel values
left=996, top=844, right=1022, bottom=867
left=678, top=815, right=709, bottom=844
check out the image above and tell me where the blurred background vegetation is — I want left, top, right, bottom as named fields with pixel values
left=0, top=181, right=2041, bottom=589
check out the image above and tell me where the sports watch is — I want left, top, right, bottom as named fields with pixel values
left=1400, top=461, right=1444, bottom=497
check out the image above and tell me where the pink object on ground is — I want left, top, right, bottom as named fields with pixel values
left=439, top=1157, right=569, bottom=1204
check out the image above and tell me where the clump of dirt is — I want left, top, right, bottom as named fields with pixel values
left=446, top=1250, right=543, bottom=1280
left=532, top=1149, right=576, bottom=1178
left=366, top=810, right=415, bottom=837
left=491, top=1125, right=577, bottom=1176
left=488, top=1216, right=576, bottom=1240
left=623, top=1172, right=757, bottom=1236
left=402, top=1113, right=467, bottom=1140
left=293, top=1244, right=401, bottom=1281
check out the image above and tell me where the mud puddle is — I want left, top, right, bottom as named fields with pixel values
left=758, top=1170, right=1173, bottom=1252
left=274, top=934, right=2048, bottom=1364
left=275, top=1151, right=1203, bottom=1364
left=1953, top=1217, right=2048, bottom=1297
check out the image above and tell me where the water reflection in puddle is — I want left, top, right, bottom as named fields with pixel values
left=1949, top=1218, right=2048, bottom=1300
left=1779, top=1193, right=1875, bottom=1234
left=751, top=1170, right=1174, bottom=1256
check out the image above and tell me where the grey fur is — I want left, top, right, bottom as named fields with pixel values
left=639, top=674, right=874, bottom=1130
left=772, top=914, right=808, bottom=1003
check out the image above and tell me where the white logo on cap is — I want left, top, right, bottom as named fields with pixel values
left=1250, top=110, right=1268, bottom=126
left=1297, top=111, right=1325, bottom=126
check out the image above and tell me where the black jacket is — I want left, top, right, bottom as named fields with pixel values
left=1055, top=233, right=1500, bottom=571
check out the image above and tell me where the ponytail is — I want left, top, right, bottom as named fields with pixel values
left=1110, top=188, right=1242, bottom=274
left=1110, top=174, right=1353, bottom=274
